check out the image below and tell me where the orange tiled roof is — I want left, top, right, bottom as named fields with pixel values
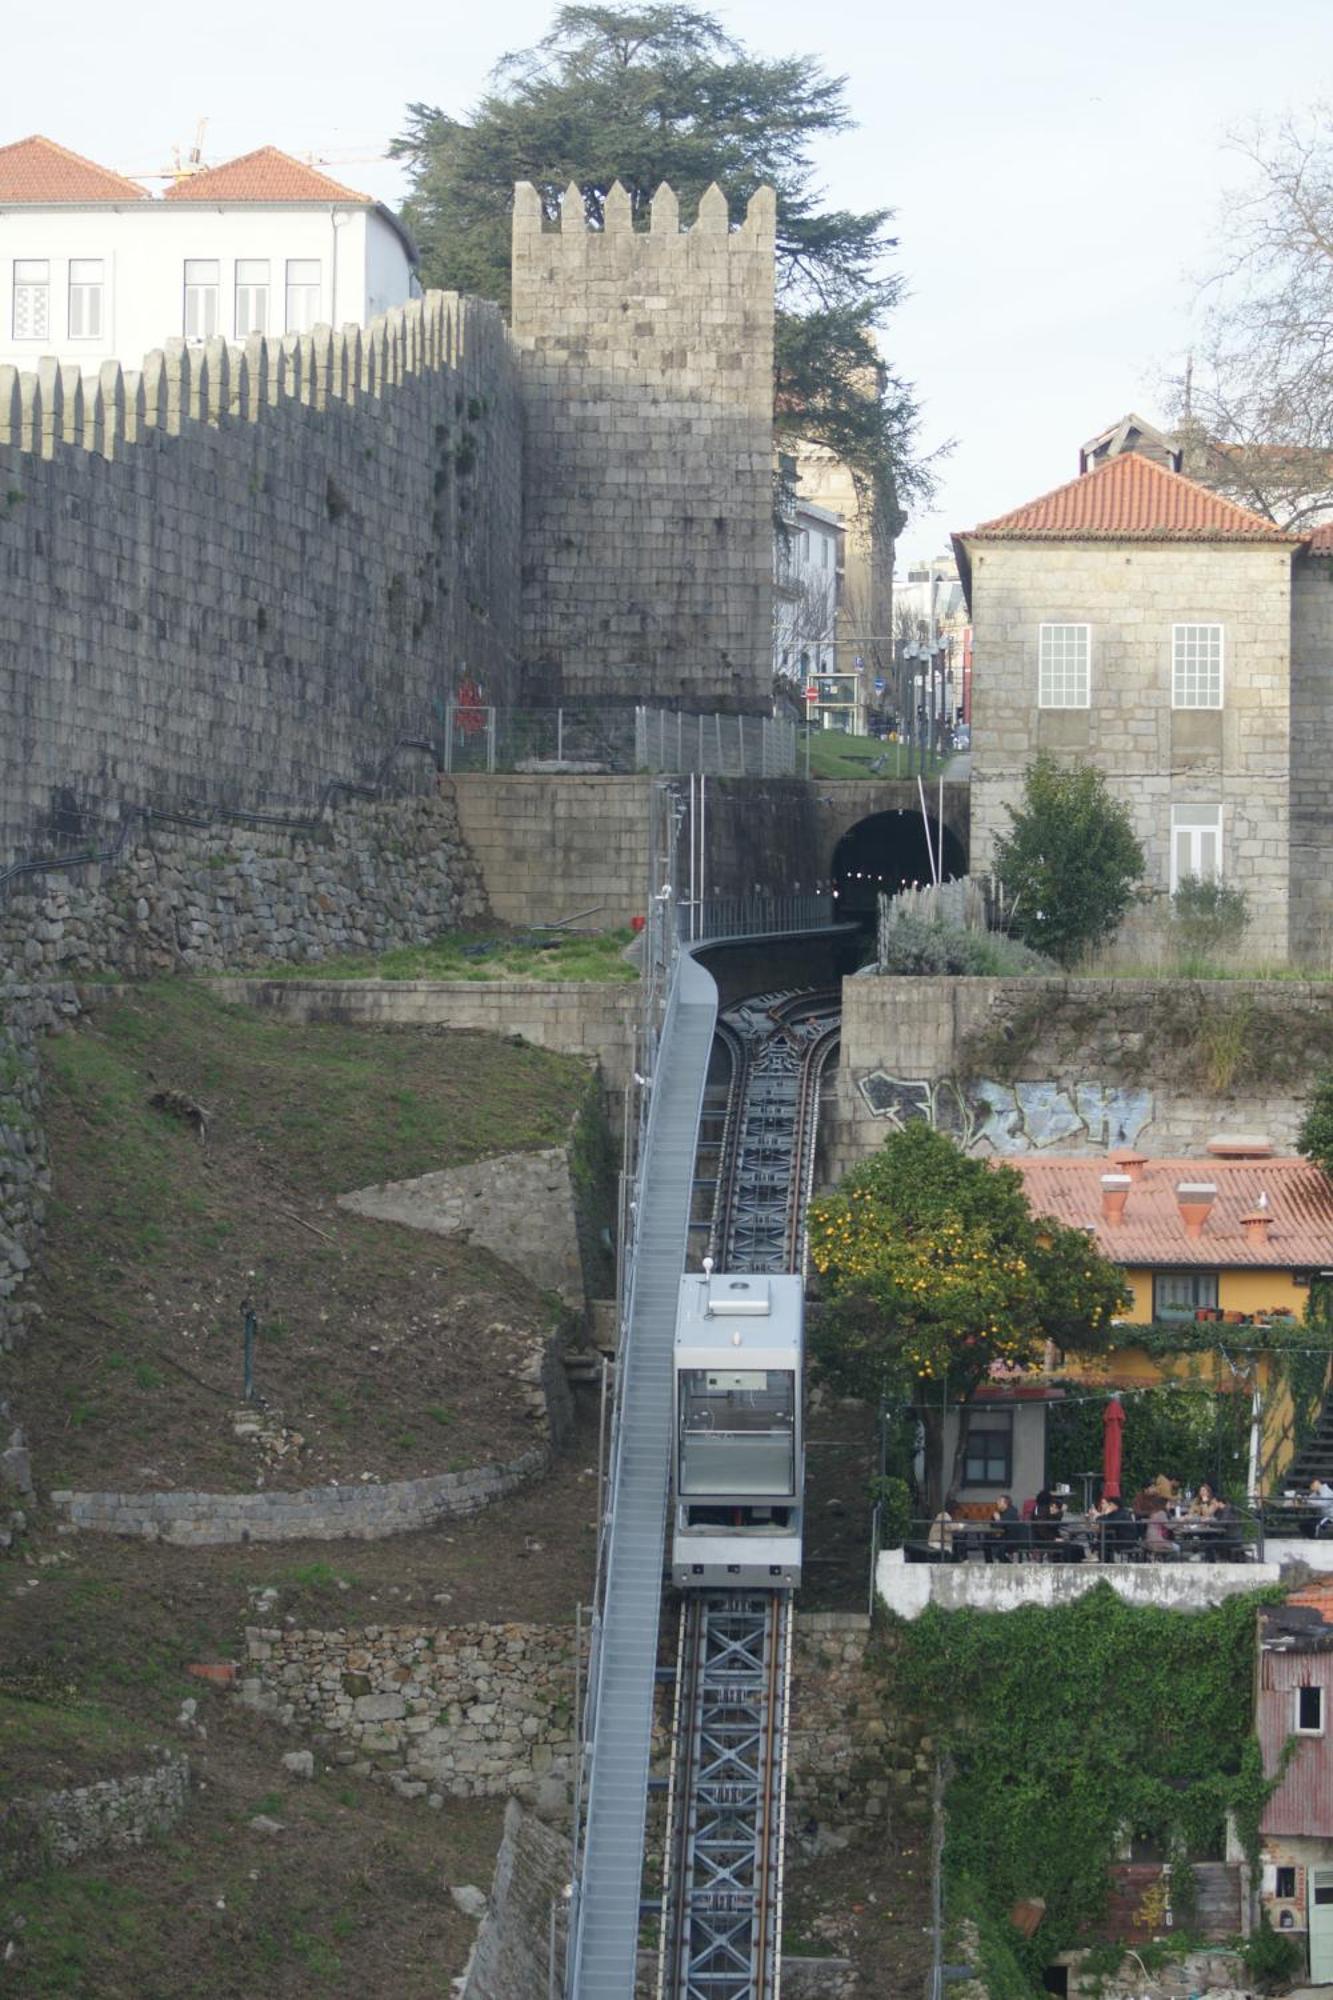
left=1307, top=522, right=1333, bottom=552
left=164, top=146, right=373, bottom=205
left=0, top=135, right=148, bottom=203
left=1007, top=1154, right=1333, bottom=1269
left=961, top=450, right=1302, bottom=544
left=1285, top=1583, right=1333, bottom=1624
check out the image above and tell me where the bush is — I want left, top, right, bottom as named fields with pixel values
left=1245, top=1911, right=1305, bottom=1991
left=1172, top=874, right=1250, bottom=959
left=993, top=755, right=1145, bottom=967
left=878, top=914, right=1058, bottom=977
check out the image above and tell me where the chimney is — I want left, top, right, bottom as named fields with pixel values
left=1176, top=1181, right=1217, bottom=1238
left=1100, top=1172, right=1131, bottom=1225
left=1240, top=1208, right=1272, bottom=1245
left=1110, top=1148, right=1148, bottom=1181
left=1206, top=1134, right=1274, bottom=1159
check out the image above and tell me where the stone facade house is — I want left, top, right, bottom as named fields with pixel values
left=953, top=436, right=1333, bottom=962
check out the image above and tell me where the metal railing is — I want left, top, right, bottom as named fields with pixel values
left=894, top=1508, right=1266, bottom=1565
left=439, top=704, right=797, bottom=777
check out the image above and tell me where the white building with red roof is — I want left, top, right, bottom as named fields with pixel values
left=0, top=136, right=418, bottom=374
left=953, top=426, right=1333, bottom=961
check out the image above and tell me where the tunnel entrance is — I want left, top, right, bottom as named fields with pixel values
left=831, top=809, right=967, bottom=924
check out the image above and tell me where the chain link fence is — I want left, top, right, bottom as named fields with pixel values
left=439, top=704, right=796, bottom=776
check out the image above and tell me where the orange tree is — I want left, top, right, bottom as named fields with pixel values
left=808, top=1123, right=1130, bottom=1511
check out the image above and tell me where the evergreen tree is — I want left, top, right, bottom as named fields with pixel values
left=393, top=3, right=927, bottom=514
left=993, top=755, right=1145, bottom=969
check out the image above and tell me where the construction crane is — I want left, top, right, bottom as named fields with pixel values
left=118, top=118, right=211, bottom=185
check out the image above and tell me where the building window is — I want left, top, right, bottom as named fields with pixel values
left=1153, top=1272, right=1219, bottom=1319
left=13, top=259, right=49, bottom=339
left=1276, top=1866, right=1298, bottom=1900
left=183, top=260, right=220, bottom=340
left=235, top=259, right=270, bottom=337
left=1170, top=804, right=1223, bottom=891
left=1038, top=623, right=1090, bottom=708
left=67, top=259, right=104, bottom=339
left=962, top=1408, right=1013, bottom=1487
left=1298, top=1685, right=1325, bottom=1734
left=1173, top=624, right=1224, bottom=708
left=285, top=259, right=321, bottom=333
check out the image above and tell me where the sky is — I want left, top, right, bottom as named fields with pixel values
left=16, top=0, right=1333, bottom=562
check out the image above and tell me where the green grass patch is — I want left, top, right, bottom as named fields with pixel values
left=804, top=733, right=949, bottom=781
left=245, top=925, right=639, bottom=984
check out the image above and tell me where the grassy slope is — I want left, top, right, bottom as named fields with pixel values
left=17, top=983, right=594, bottom=1491
left=250, top=924, right=640, bottom=984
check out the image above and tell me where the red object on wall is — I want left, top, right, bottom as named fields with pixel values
left=1102, top=1394, right=1125, bottom=1497
left=454, top=676, right=487, bottom=737
left=629, top=915, right=646, bottom=935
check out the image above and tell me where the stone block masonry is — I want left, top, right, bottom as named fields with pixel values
left=0, top=292, right=523, bottom=874
left=1, top=1751, right=190, bottom=1884
left=0, top=980, right=79, bottom=1352
left=512, top=180, right=776, bottom=711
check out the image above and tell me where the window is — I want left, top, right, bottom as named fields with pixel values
left=1038, top=623, right=1090, bottom=707
left=67, top=259, right=104, bottom=339
left=962, top=1408, right=1012, bottom=1487
left=821, top=536, right=831, bottom=569
left=234, top=259, right=270, bottom=337
left=285, top=258, right=321, bottom=333
left=1276, top=1866, right=1298, bottom=1900
left=183, top=259, right=219, bottom=340
left=1173, top=624, right=1224, bottom=709
left=1153, top=1272, right=1219, bottom=1319
left=1298, top=1685, right=1325, bottom=1734
left=1170, top=804, right=1223, bottom=891
left=13, top=259, right=49, bottom=339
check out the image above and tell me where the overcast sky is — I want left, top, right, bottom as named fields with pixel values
left=19, top=0, right=1333, bottom=563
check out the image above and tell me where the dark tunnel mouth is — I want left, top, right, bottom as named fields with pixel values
left=830, top=809, right=967, bottom=919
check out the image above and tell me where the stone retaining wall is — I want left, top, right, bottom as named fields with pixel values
left=790, top=1613, right=928, bottom=1831
left=51, top=1444, right=549, bottom=1546
left=0, top=1751, right=189, bottom=1882
left=0, top=979, right=79, bottom=1351
left=0, top=792, right=487, bottom=981
left=239, top=1620, right=576, bottom=1801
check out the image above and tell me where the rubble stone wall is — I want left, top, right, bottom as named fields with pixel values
left=0, top=1752, right=189, bottom=1882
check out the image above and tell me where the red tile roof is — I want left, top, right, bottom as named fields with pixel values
left=961, top=450, right=1302, bottom=544
left=164, top=146, right=373, bottom=205
left=1307, top=522, right=1333, bottom=552
left=1007, top=1154, right=1333, bottom=1269
left=1285, top=1583, right=1333, bottom=1624
left=0, top=135, right=147, bottom=203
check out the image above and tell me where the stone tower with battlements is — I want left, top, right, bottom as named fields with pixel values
left=512, top=178, right=776, bottom=712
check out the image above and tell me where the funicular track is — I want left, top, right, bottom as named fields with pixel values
left=658, top=988, right=838, bottom=2000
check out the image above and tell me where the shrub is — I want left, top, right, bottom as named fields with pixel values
left=993, top=755, right=1145, bottom=967
left=1171, top=874, right=1250, bottom=959
left=878, top=914, right=1057, bottom=977
left=1245, top=1911, right=1305, bottom=1991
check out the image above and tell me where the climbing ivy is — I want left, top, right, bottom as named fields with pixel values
left=881, top=1586, right=1280, bottom=1992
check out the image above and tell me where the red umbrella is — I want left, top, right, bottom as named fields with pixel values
left=1102, top=1395, right=1125, bottom=1498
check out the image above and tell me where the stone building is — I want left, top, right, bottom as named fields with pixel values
left=954, top=439, right=1320, bottom=960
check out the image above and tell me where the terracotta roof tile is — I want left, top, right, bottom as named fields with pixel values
left=0, top=135, right=147, bottom=204
left=960, top=451, right=1301, bottom=544
left=164, top=146, right=373, bottom=205
left=1286, top=1583, right=1333, bottom=1621
left=1006, top=1154, right=1333, bottom=1269
left=1307, top=522, right=1333, bottom=552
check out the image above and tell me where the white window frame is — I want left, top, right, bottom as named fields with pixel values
left=183, top=259, right=220, bottom=341
left=234, top=259, right=270, bottom=338
left=1172, top=623, right=1224, bottom=710
left=67, top=258, right=104, bottom=341
left=13, top=259, right=50, bottom=340
left=284, top=258, right=321, bottom=334
left=1038, top=622, right=1091, bottom=709
left=1170, top=804, right=1223, bottom=892
left=1297, top=1684, right=1325, bottom=1736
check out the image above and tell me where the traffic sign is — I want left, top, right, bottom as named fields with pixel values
left=804, top=685, right=820, bottom=702
left=874, top=677, right=886, bottom=694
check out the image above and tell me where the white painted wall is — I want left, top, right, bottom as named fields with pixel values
left=0, top=203, right=416, bottom=374
left=877, top=1548, right=1282, bottom=1619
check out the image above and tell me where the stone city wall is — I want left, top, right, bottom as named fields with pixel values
left=512, top=180, right=775, bottom=711
left=1291, top=551, right=1333, bottom=960
left=445, top=774, right=653, bottom=929
left=239, top=1620, right=576, bottom=1802
left=0, top=793, right=487, bottom=981
left=51, top=1443, right=550, bottom=1546
left=0, top=292, right=523, bottom=877
left=0, top=1751, right=189, bottom=1883
left=826, top=974, right=1333, bottom=1178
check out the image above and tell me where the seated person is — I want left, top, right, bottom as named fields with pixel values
left=1096, top=1491, right=1138, bottom=1557
left=1143, top=1506, right=1180, bottom=1559
left=1307, top=1478, right=1333, bottom=1538
left=927, top=1498, right=956, bottom=1555
left=986, top=1493, right=1024, bottom=1562
left=1131, top=1473, right=1179, bottom=1517
left=1031, top=1488, right=1064, bottom=1545
left=1189, top=1482, right=1226, bottom=1521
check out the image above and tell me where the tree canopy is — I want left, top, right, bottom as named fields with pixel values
left=1170, top=105, right=1333, bottom=527
left=393, top=3, right=926, bottom=515
left=809, top=1124, right=1129, bottom=1505
left=992, top=755, right=1145, bottom=969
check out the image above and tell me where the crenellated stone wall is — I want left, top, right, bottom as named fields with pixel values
left=512, top=180, right=776, bottom=712
left=0, top=292, right=524, bottom=877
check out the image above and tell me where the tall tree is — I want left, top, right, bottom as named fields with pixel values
left=393, top=3, right=926, bottom=516
left=992, top=755, right=1145, bottom=969
left=809, top=1124, right=1128, bottom=1512
left=1171, top=106, right=1333, bottom=527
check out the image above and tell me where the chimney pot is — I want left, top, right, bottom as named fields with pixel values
left=1100, top=1172, right=1131, bottom=1224
left=1176, top=1180, right=1217, bottom=1238
left=1111, top=1149, right=1148, bottom=1181
left=1240, top=1208, right=1273, bottom=1244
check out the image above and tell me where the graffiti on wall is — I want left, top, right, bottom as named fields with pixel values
left=855, top=1071, right=1154, bottom=1156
